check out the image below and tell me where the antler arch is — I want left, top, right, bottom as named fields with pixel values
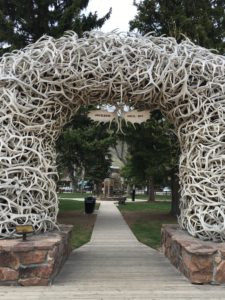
left=0, top=31, right=225, bottom=241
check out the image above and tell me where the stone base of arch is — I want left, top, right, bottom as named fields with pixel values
left=161, top=224, right=225, bottom=285
left=0, top=225, right=73, bottom=286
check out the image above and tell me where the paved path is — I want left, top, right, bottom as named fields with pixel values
left=1, top=202, right=225, bottom=299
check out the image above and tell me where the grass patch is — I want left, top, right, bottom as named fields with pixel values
left=59, top=199, right=100, bottom=212
left=155, top=194, right=171, bottom=201
left=58, top=192, right=92, bottom=199
left=129, top=216, right=177, bottom=249
left=58, top=199, right=98, bottom=249
left=127, top=194, right=171, bottom=201
left=119, top=201, right=177, bottom=249
left=119, top=201, right=171, bottom=213
left=59, top=199, right=85, bottom=212
left=69, top=224, right=93, bottom=249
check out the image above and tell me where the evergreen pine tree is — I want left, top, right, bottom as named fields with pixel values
left=0, top=0, right=111, bottom=53
left=130, top=0, right=225, bottom=53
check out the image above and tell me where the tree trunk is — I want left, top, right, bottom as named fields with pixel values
left=170, top=168, right=180, bottom=216
left=126, top=183, right=131, bottom=195
left=80, top=166, right=85, bottom=193
left=95, top=182, right=102, bottom=196
left=148, top=176, right=155, bottom=202
left=67, top=165, right=77, bottom=192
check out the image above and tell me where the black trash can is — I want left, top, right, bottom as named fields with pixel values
left=84, top=196, right=96, bottom=214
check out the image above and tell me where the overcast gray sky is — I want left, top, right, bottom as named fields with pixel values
left=86, top=0, right=138, bottom=32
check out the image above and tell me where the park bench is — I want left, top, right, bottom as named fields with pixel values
left=117, top=196, right=126, bottom=205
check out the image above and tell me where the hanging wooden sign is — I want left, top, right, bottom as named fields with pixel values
left=87, top=110, right=116, bottom=123
left=123, top=110, right=150, bottom=124
left=88, top=109, right=150, bottom=131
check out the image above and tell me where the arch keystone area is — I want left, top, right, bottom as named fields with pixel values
left=0, top=31, right=225, bottom=241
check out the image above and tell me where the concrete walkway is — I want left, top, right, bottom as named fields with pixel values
left=1, top=202, right=225, bottom=299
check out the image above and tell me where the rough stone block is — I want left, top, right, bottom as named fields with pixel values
left=18, top=277, right=49, bottom=286
left=182, top=249, right=213, bottom=283
left=0, top=268, right=18, bottom=281
left=19, top=265, right=53, bottom=279
left=18, top=250, right=47, bottom=265
left=0, top=251, right=19, bottom=269
left=169, top=240, right=181, bottom=269
left=215, top=260, right=225, bottom=283
left=161, top=224, right=225, bottom=285
left=0, top=225, right=73, bottom=286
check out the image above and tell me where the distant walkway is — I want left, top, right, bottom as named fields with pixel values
left=1, top=202, right=225, bottom=299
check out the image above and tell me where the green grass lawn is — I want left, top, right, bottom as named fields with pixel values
left=59, top=199, right=85, bottom=211
left=58, top=192, right=92, bottom=199
left=127, top=194, right=171, bottom=201
left=119, top=201, right=171, bottom=213
left=119, top=201, right=177, bottom=249
left=59, top=199, right=100, bottom=211
left=58, top=199, right=99, bottom=249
